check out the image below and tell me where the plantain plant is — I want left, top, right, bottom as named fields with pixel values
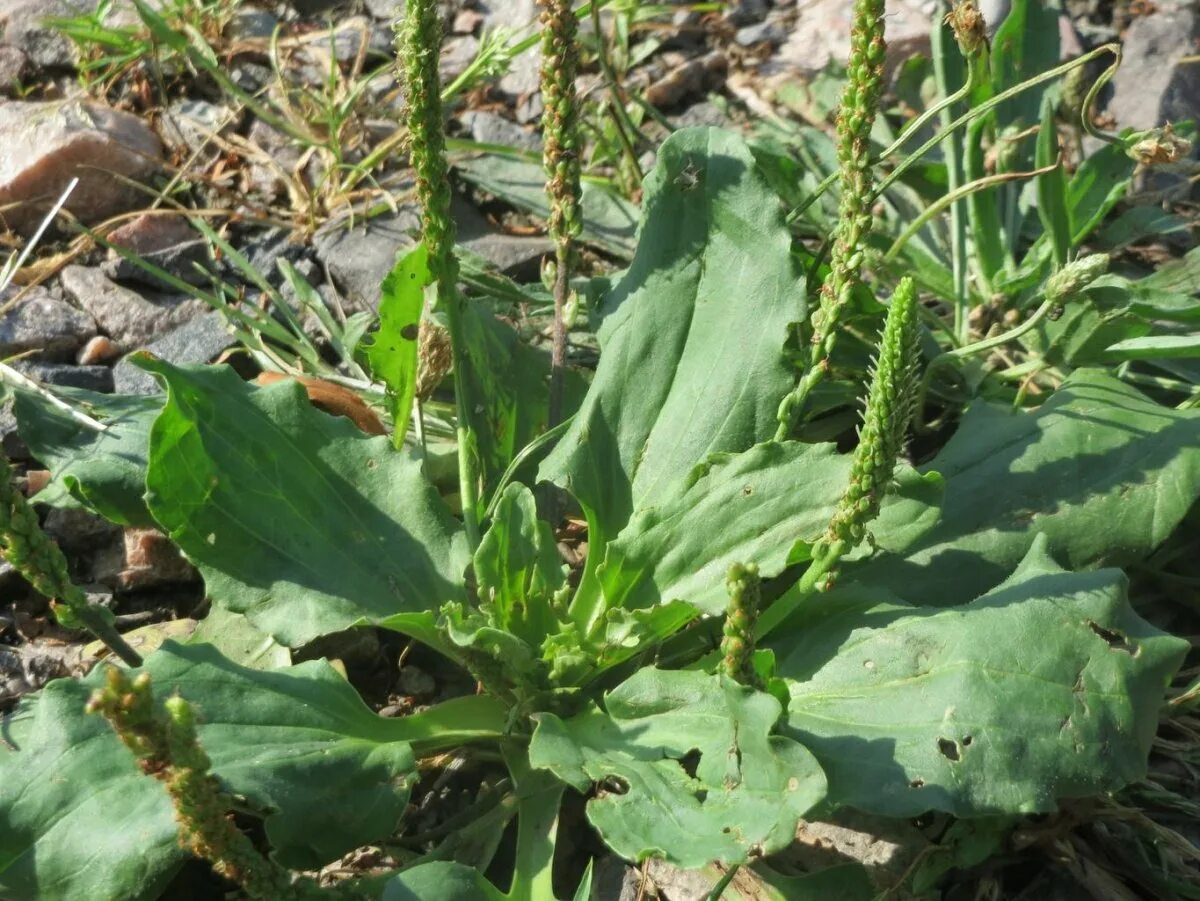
left=2, top=1, right=1198, bottom=899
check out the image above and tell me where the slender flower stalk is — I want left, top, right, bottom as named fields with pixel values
left=0, top=456, right=141, bottom=666
left=398, top=0, right=480, bottom=547
left=776, top=0, right=887, bottom=440
left=759, top=278, right=920, bottom=638
left=539, top=0, right=583, bottom=428
left=720, top=563, right=761, bottom=688
left=87, top=669, right=320, bottom=900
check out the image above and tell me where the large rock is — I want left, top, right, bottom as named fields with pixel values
left=0, top=100, right=163, bottom=234
left=102, top=212, right=209, bottom=288
left=0, top=285, right=96, bottom=360
left=59, top=265, right=206, bottom=350
left=1106, top=3, right=1200, bottom=132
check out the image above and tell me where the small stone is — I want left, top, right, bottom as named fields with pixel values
left=735, top=20, right=787, bottom=47
left=117, top=527, right=197, bottom=589
left=398, top=664, right=435, bottom=697
left=60, top=265, right=207, bottom=349
left=363, top=0, right=404, bottom=18
left=441, top=35, right=481, bottom=84
left=43, top=506, right=121, bottom=555
left=452, top=10, right=483, bottom=34
left=225, top=6, right=278, bottom=41
left=13, top=360, right=113, bottom=393
left=724, top=0, right=768, bottom=27
left=22, top=469, right=49, bottom=496
left=159, top=98, right=232, bottom=157
left=0, top=45, right=26, bottom=94
left=112, top=310, right=236, bottom=395
left=102, top=212, right=209, bottom=288
left=0, top=286, right=96, bottom=361
left=460, top=110, right=540, bottom=152
left=0, top=99, right=164, bottom=234
left=77, top=335, right=120, bottom=365
left=645, top=52, right=726, bottom=109
left=672, top=100, right=733, bottom=130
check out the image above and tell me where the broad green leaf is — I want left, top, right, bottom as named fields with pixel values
left=777, top=540, right=1188, bottom=817
left=363, top=244, right=429, bottom=448
left=856, top=369, right=1200, bottom=605
left=12, top=387, right=160, bottom=527
left=187, top=606, right=291, bottom=670
left=528, top=668, right=826, bottom=868
left=1139, top=244, right=1200, bottom=295
left=1066, top=140, right=1133, bottom=243
left=138, top=359, right=470, bottom=648
left=0, top=641, right=505, bottom=900
left=600, top=442, right=852, bottom=616
left=1105, top=334, right=1200, bottom=361
left=1022, top=282, right=1149, bottom=368
left=383, top=862, right=506, bottom=901
left=462, top=305, right=586, bottom=509
left=475, top=484, right=566, bottom=647
left=453, top=151, right=639, bottom=257
left=539, top=127, right=804, bottom=561
left=1036, top=95, right=1070, bottom=267
left=991, top=0, right=1060, bottom=142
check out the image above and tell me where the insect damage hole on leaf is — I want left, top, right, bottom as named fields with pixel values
left=937, top=738, right=961, bottom=761
left=1087, top=620, right=1137, bottom=655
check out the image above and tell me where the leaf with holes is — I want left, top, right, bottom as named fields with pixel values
left=137, top=358, right=470, bottom=648
left=0, top=641, right=505, bottom=900
left=773, top=538, right=1188, bottom=817
left=528, top=668, right=826, bottom=868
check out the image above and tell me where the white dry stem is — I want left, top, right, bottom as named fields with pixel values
left=0, top=178, right=108, bottom=433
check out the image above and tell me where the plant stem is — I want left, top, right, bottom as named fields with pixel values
left=398, top=0, right=481, bottom=547
left=0, top=456, right=141, bottom=666
left=775, top=0, right=887, bottom=439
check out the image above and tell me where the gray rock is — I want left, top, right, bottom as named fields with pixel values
left=363, top=0, right=403, bottom=18
left=1106, top=4, right=1200, bottom=132
left=112, top=311, right=236, bottom=394
left=314, top=205, right=423, bottom=312
left=735, top=19, right=787, bottom=47
left=0, top=44, right=26, bottom=93
left=60, top=265, right=207, bottom=350
left=159, top=98, right=233, bottom=157
left=13, top=360, right=113, bottom=392
left=671, top=100, right=733, bottom=130
left=398, top=664, right=435, bottom=697
left=0, top=398, right=27, bottom=459
left=43, top=505, right=120, bottom=554
left=102, top=212, right=209, bottom=289
left=723, top=0, right=768, bottom=27
left=315, top=199, right=551, bottom=311
left=0, top=287, right=96, bottom=361
left=226, top=6, right=278, bottom=40
left=0, top=99, right=164, bottom=234
left=460, top=110, right=540, bottom=152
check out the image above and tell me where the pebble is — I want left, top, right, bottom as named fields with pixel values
left=77, top=335, right=120, bottom=365
left=0, top=286, right=96, bottom=361
left=0, top=45, right=26, bottom=94
left=460, top=110, right=541, bottom=153
left=0, top=99, right=163, bottom=234
left=60, top=265, right=207, bottom=350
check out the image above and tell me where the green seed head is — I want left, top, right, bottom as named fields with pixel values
left=720, top=562, right=762, bottom=687
left=826, top=276, right=921, bottom=548
left=396, top=0, right=458, bottom=306
left=1044, top=253, right=1109, bottom=302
